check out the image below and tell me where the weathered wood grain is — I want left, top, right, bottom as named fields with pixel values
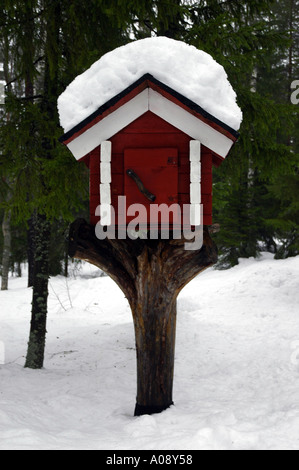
left=68, top=219, right=218, bottom=415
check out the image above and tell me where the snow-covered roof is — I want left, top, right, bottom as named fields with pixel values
left=58, top=37, right=242, bottom=134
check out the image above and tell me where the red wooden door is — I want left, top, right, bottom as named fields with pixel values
left=124, top=148, right=179, bottom=226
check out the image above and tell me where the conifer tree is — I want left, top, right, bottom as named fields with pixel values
left=264, top=0, right=299, bottom=257
left=120, top=0, right=297, bottom=265
left=0, top=0, right=134, bottom=368
left=0, top=0, right=87, bottom=368
left=184, top=0, right=297, bottom=266
left=1, top=0, right=298, bottom=369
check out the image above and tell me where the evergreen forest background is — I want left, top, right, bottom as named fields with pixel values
left=0, top=1, right=298, bottom=367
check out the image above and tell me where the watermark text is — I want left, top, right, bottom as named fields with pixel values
left=291, top=80, right=299, bottom=104
left=95, top=197, right=203, bottom=251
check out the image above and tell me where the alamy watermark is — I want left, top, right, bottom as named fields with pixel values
left=291, top=80, right=299, bottom=105
left=95, top=197, right=203, bottom=251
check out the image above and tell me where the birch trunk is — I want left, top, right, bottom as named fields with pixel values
left=1, top=209, right=11, bottom=291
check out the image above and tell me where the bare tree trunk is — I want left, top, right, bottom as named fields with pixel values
left=25, top=214, right=51, bottom=369
left=24, top=2, right=35, bottom=289
left=64, top=243, right=69, bottom=278
left=287, top=0, right=295, bottom=146
left=1, top=26, right=12, bottom=291
left=1, top=209, right=11, bottom=291
left=132, top=282, right=177, bottom=415
left=27, top=214, right=35, bottom=288
left=25, top=0, right=60, bottom=369
left=69, top=219, right=218, bottom=415
left=17, top=261, right=22, bottom=278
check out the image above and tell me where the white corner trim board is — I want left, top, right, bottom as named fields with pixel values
left=190, top=204, right=202, bottom=226
left=100, top=140, right=112, bottom=162
left=100, top=141, right=112, bottom=226
left=189, top=140, right=201, bottom=162
left=100, top=183, right=111, bottom=205
left=100, top=162, right=111, bottom=183
left=190, top=162, right=201, bottom=183
left=66, top=88, right=234, bottom=161
left=189, top=140, right=201, bottom=225
left=99, top=204, right=112, bottom=226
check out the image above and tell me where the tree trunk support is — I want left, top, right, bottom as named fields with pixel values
left=68, top=219, right=218, bottom=416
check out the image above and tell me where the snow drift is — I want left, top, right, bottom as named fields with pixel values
left=1, top=254, right=299, bottom=450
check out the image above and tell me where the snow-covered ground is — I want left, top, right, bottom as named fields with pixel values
left=0, top=253, right=299, bottom=450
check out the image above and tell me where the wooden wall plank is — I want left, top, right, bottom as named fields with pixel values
left=89, top=112, right=214, bottom=226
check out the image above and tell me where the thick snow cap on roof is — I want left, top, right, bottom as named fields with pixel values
left=58, top=37, right=242, bottom=134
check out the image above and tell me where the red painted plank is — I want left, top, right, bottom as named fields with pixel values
left=201, top=153, right=213, bottom=173
left=111, top=133, right=190, bottom=154
left=178, top=194, right=189, bottom=204
left=202, top=194, right=212, bottom=205
left=203, top=214, right=213, bottom=225
left=89, top=151, right=100, bottom=175
left=88, top=112, right=215, bottom=228
left=111, top=174, right=123, bottom=195
left=178, top=174, right=189, bottom=193
left=90, top=178, right=100, bottom=196
left=90, top=196, right=100, bottom=225
left=124, top=148, right=179, bottom=225
left=201, top=174, right=213, bottom=194
left=111, top=154, right=124, bottom=174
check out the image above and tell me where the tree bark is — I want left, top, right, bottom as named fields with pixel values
left=1, top=34, right=12, bottom=292
left=27, top=214, right=36, bottom=288
left=132, top=285, right=177, bottom=416
left=64, top=242, right=69, bottom=278
left=25, top=0, right=60, bottom=369
left=25, top=214, right=51, bottom=369
left=68, top=219, right=218, bottom=415
left=1, top=209, right=12, bottom=291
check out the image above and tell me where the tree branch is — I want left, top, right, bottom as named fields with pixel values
left=4, top=56, right=45, bottom=89
left=68, top=219, right=218, bottom=300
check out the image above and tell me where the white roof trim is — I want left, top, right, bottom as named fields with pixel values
left=148, top=89, right=233, bottom=158
left=67, top=89, right=149, bottom=160
left=66, top=88, right=234, bottom=160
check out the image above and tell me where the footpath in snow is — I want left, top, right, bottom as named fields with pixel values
left=0, top=253, right=299, bottom=450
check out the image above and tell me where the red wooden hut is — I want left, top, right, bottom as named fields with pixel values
left=59, top=74, right=239, bottom=229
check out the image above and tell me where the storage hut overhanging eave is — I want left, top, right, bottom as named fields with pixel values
left=59, top=74, right=240, bottom=163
